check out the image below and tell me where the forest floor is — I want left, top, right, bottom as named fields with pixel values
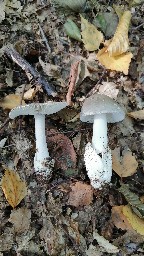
left=0, top=0, right=144, bottom=255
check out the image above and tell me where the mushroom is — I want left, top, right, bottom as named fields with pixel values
left=80, top=93, right=125, bottom=189
left=80, top=93, right=125, bottom=154
left=9, top=102, right=67, bottom=178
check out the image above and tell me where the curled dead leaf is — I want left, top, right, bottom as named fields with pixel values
left=107, top=11, right=131, bottom=56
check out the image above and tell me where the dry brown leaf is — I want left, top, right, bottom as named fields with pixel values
left=107, top=11, right=131, bottom=56
left=0, top=94, right=25, bottom=109
left=1, top=169, right=27, bottom=208
left=9, top=207, right=31, bottom=233
left=128, top=110, right=144, bottom=120
left=123, top=205, right=144, bottom=236
left=47, top=129, right=77, bottom=171
left=112, top=147, right=138, bottom=177
left=97, top=47, right=133, bottom=75
left=80, top=15, right=103, bottom=51
left=111, top=205, right=133, bottom=230
left=98, top=82, right=119, bottom=99
left=68, top=181, right=93, bottom=207
left=23, top=88, right=36, bottom=100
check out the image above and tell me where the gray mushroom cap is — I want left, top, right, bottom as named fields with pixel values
left=80, top=93, right=125, bottom=123
left=9, top=102, right=67, bottom=119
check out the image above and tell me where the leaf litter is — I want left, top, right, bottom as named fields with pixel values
left=0, top=0, right=144, bottom=255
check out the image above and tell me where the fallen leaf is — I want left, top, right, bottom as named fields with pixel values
left=0, top=138, right=7, bottom=148
left=64, top=19, right=82, bottom=42
left=112, top=147, right=138, bottom=177
left=39, top=57, right=61, bottom=78
left=123, top=205, right=144, bottom=235
left=80, top=15, right=103, bottom=51
left=68, top=181, right=93, bottom=207
left=111, top=205, right=133, bottom=230
left=128, top=110, right=144, bottom=120
left=76, top=60, right=91, bottom=86
left=94, top=12, right=118, bottom=37
left=0, top=1, right=5, bottom=23
left=107, top=11, right=131, bottom=56
left=9, top=207, right=31, bottom=233
left=98, top=82, right=119, bottom=99
left=93, top=231, right=119, bottom=253
left=113, top=5, right=125, bottom=19
left=127, top=0, right=144, bottom=7
left=0, top=94, right=25, bottom=110
left=97, top=47, right=133, bottom=75
left=23, top=88, right=36, bottom=100
left=1, top=169, right=27, bottom=208
left=47, top=129, right=77, bottom=171
left=119, top=184, right=144, bottom=218
left=55, top=0, right=87, bottom=12
left=86, top=244, right=103, bottom=256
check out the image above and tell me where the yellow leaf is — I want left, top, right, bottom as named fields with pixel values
left=128, top=110, right=144, bottom=120
left=0, top=94, right=25, bottom=109
left=112, top=147, right=138, bottom=177
left=107, top=11, right=131, bottom=56
left=123, top=205, right=144, bottom=236
left=1, top=169, right=27, bottom=208
left=80, top=15, right=103, bottom=51
left=97, top=47, right=133, bottom=75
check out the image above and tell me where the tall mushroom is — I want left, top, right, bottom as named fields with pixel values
left=9, top=102, right=67, bottom=178
left=80, top=93, right=125, bottom=189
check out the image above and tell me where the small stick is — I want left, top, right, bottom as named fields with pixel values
left=39, top=24, right=51, bottom=53
left=4, top=47, right=57, bottom=97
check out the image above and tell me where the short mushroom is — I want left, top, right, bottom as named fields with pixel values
left=80, top=93, right=125, bottom=189
left=80, top=93, right=125, bottom=154
left=9, top=102, right=67, bottom=178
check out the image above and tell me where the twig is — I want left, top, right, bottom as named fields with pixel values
left=0, top=117, right=10, bottom=133
left=133, top=22, right=144, bottom=30
left=39, top=24, right=51, bottom=53
left=4, top=47, right=57, bottom=97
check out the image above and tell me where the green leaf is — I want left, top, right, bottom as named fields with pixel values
left=64, top=19, right=82, bottom=42
left=119, top=184, right=144, bottom=218
left=94, top=12, right=118, bottom=37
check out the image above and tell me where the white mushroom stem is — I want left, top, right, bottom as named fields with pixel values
left=92, top=113, right=108, bottom=154
left=34, top=114, right=50, bottom=172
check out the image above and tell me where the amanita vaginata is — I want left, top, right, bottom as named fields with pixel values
left=80, top=93, right=125, bottom=189
left=9, top=102, right=67, bottom=178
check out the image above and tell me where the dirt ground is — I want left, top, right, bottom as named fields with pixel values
left=0, top=0, right=144, bottom=255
